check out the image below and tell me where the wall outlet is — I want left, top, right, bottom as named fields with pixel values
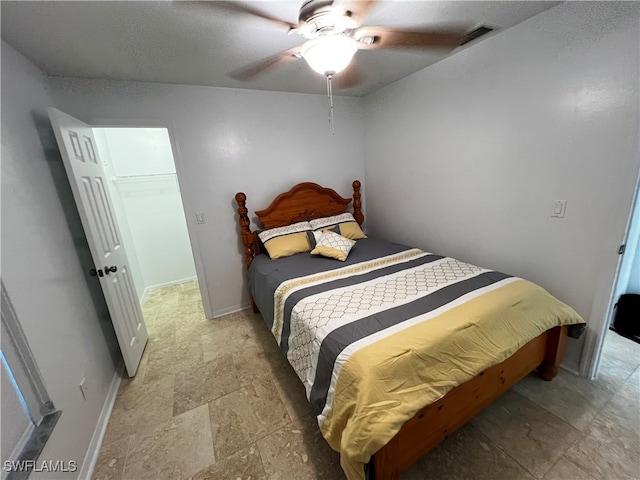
left=79, top=377, right=89, bottom=400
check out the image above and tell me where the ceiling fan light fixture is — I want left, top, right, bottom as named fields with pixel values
left=300, top=35, right=358, bottom=75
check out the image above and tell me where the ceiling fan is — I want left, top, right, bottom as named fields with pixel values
left=193, top=0, right=492, bottom=133
left=206, top=0, right=493, bottom=85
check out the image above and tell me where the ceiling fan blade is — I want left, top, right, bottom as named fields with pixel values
left=334, top=0, right=377, bottom=24
left=356, top=26, right=469, bottom=50
left=187, top=1, right=297, bottom=31
left=229, top=46, right=301, bottom=81
left=332, top=61, right=363, bottom=89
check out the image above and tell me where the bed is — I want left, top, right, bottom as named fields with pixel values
left=234, top=180, right=585, bottom=480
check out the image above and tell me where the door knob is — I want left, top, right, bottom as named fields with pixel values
left=104, top=266, right=118, bottom=274
left=90, top=268, right=104, bottom=277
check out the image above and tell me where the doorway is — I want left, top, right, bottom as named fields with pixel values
left=94, top=128, right=196, bottom=303
left=93, top=127, right=204, bottom=354
left=593, top=173, right=640, bottom=381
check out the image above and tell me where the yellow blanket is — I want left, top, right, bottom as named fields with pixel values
left=317, top=278, right=584, bottom=480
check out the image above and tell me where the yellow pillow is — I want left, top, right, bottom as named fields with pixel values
left=310, top=213, right=367, bottom=240
left=332, top=221, right=367, bottom=240
left=310, top=230, right=355, bottom=261
left=258, top=222, right=312, bottom=259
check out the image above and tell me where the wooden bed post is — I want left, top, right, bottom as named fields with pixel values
left=235, top=192, right=256, bottom=270
left=352, top=180, right=364, bottom=226
left=537, top=325, right=568, bottom=381
left=235, top=192, right=260, bottom=313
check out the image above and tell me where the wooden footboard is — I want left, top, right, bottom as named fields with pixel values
left=369, top=325, right=568, bottom=480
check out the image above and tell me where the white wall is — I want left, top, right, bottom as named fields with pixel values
left=363, top=2, right=640, bottom=371
left=101, top=128, right=176, bottom=175
left=50, top=79, right=366, bottom=317
left=1, top=41, right=120, bottom=477
left=96, top=128, right=196, bottom=298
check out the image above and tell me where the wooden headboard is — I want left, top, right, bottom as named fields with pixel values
left=235, top=180, right=364, bottom=270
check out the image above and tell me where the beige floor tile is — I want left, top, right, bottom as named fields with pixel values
left=513, top=370, right=614, bottom=432
left=201, top=319, right=261, bottom=364
left=146, top=319, right=177, bottom=353
left=210, top=309, right=255, bottom=330
left=140, top=312, right=157, bottom=326
left=209, top=375, right=290, bottom=460
left=172, top=294, right=204, bottom=316
left=115, top=368, right=174, bottom=412
left=402, top=423, right=535, bottom=480
left=543, top=456, right=597, bottom=480
left=174, top=315, right=214, bottom=345
left=144, top=288, right=179, bottom=308
left=602, top=332, right=640, bottom=367
left=173, top=354, right=242, bottom=416
left=232, top=343, right=278, bottom=387
left=232, top=340, right=290, bottom=387
left=187, top=445, right=267, bottom=480
left=103, top=374, right=175, bottom=445
left=174, top=293, right=204, bottom=312
left=565, top=390, right=640, bottom=480
left=595, top=332, right=640, bottom=393
left=257, top=414, right=344, bottom=480
left=272, top=365, right=315, bottom=421
left=471, top=390, right=582, bottom=478
left=606, top=366, right=640, bottom=427
left=92, top=436, right=130, bottom=480
left=144, top=337, right=203, bottom=384
left=123, top=404, right=214, bottom=480
left=596, top=353, right=638, bottom=393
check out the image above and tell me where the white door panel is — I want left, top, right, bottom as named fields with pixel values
left=48, top=108, right=147, bottom=376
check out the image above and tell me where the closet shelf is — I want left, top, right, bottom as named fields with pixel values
left=111, top=173, right=177, bottom=183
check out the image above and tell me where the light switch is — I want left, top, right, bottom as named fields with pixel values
left=196, top=212, right=206, bottom=224
left=552, top=200, right=567, bottom=218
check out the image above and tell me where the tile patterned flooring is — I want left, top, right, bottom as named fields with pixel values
left=93, top=282, right=640, bottom=480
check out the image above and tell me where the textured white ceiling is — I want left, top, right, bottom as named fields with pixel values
left=1, top=1, right=560, bottom=96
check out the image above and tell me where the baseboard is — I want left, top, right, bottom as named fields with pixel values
left=148, top=276, right=198, bottom=291
left=559, top=363, right=581, bottom=376
left=139, top=276, right=198, bottom=307
left=78, top=363, right=124, bottom=480
left=213, top=303, right=251, bottom=319
left=139, top=287, right=150, bottom=307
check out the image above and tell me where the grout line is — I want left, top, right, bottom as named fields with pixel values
left=119, top=435, right=133, bottom=480
left=467, top=423, right=540, bottom=479
left=253, top=442, right=269, bottom=479
left=559, top=453, right=600, bottom=480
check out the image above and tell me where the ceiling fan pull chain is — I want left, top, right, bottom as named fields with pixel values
left=327, top=74, right=335, bottom=135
